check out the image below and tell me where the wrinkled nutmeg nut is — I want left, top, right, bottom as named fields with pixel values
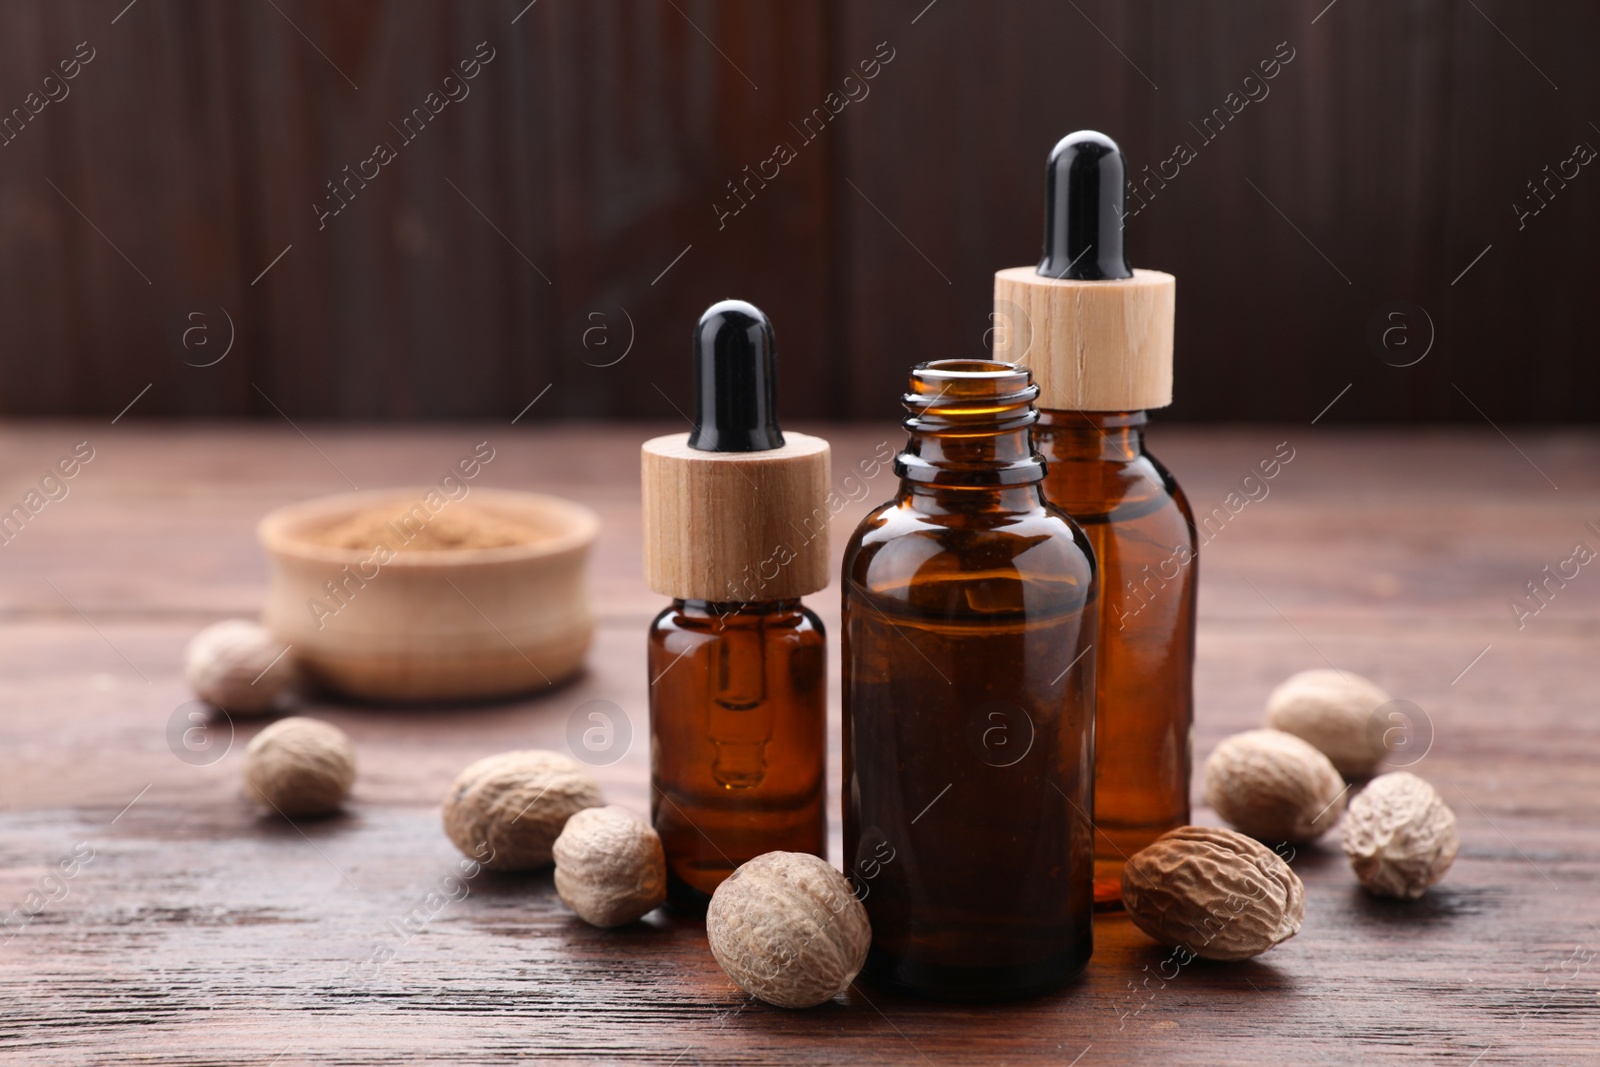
left=1203, top=729, right=1347, bottom=842
left=1266, top=668, right=1393, bottom=776
left=185, top=620, right=295, bottom=715
left=442, top=750, right=601, bottom=871
left=553, top=806, right=666, bottom=927
left=706, top=852, right=871, bottom=1009
left=1341, top=772, right=1458, bottom=899
left=1122, top=825, right=1306, bottom=961
left=244, top=716, right=355, bottom=817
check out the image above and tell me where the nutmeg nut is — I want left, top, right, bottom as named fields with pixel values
left=1203, top=729, right=1346, bottom=842
left=552, top=806, right=666, bottom=927
left=1341, top=772, right=1458, bottom=899
left=243, top=716, right=355, bottom=817
left=441, top=750, right=601, bottom=871
left=1265, top=668, right=1393, bottom=776
left=706, top=852, right=871, bottom=1009
left=185, top=619, right=296, bottom=715
left=1122, top=825, right=1306, bottom=961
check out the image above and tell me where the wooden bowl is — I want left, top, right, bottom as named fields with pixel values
left=258, top=488, right=599, bottom=703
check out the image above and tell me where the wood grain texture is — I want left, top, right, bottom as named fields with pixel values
left=0, top=2, right=1596, bottom=423
left=994, top=267, right=1175, bottom=410
left=0, top=423, right=1596, bottom=1063
left=641, top=432, right=831, bottom=602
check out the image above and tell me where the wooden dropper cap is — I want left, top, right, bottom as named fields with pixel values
left=642, top=301, right=831, bottom=603
left=993, top=130, right=1175, bottom=411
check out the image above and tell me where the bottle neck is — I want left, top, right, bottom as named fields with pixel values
left=893, top=360, right=1048, bottom=511
left=672, top=601, right=800, bottom=633
left=898, top=480, right=1043, bottom=513
left=1034, top=409, right=1148, bottom=463
left=897, top=425, right=1044, bottom=512
left=675, top=598, right=801, bottom=620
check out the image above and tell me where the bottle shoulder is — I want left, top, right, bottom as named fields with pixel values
left=1041, top=447, right=1195, bottom=529
left=846, top=494, right=1088, bottom=545
left=1141, top=449, right=1197, bottom=518
left=843, top=495, right=1096, bottom=591
left=794, top=602, right=826, bottom=636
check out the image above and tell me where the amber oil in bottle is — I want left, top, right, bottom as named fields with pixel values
left=1035, top=411, right=1195, bottom=905
left=648, top=598, right=826, bottom=910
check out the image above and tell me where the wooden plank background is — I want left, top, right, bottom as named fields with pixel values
left=0, top=0, right=1595, bottom=424
left=0, top=420, right=1596, bottom=1063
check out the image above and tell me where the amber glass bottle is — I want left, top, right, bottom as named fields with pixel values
left=994, top=131, right=1194, bottom=907
left=648, top=598, right=827, bottom=909
left=641, top=301, right=832, bottom=913
left=842, top=360, right=1097, bottom=1000
left=1034, top=411, right=1196, bottom=905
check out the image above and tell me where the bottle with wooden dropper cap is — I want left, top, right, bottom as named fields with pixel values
left=641, top=300, right=831, bottom=913
left=994, top=131, right=1198, bottom=909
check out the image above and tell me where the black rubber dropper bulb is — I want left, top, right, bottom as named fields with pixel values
left=688, top=299, right=785, bottom=453
left=1038, top=130, right=1134, bottom=281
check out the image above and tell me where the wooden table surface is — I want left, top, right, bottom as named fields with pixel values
left=0, top=421, right=1596, bottom=1065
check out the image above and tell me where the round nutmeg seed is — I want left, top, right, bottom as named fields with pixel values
left=1122, top=825, right=1306, bottom=961
left=553, top=806, right=666, bottom=928
left=706, top=852, right=871, bottom=1010
left=1266, top=668, right=1393, bottom=776
left=1341, top=772, right=1458, bottom=899
left=1203, top=729, right=1347, bottom=843
left=185, top=619, right=296, bottom=715
left=441, top=750, right=601, bottom=871
left=243, top=716, right=355, bottom=817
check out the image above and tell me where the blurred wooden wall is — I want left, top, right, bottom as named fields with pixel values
left=0, top=0, right=1594, bottom=423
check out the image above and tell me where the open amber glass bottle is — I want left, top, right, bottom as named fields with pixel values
left=842, top=359, right=1097, bottom=1000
